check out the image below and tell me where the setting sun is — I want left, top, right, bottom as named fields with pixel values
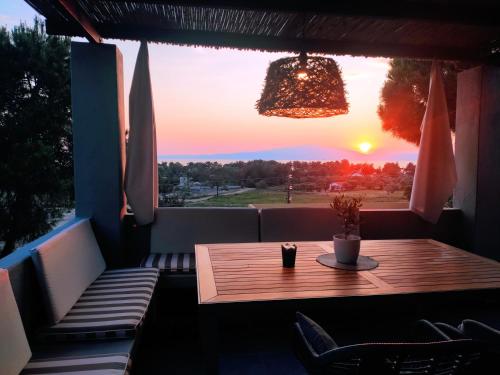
left=358, top=141, right=373, bottom=154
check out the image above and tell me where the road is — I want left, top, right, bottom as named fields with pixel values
left=186, top=188, right=255, bottom=203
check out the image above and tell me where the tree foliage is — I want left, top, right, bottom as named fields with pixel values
left=0, top=19, right=72, bottom=255
left=158, top=159, right=415, bottom=196
left=382, top=162, right=401, bottom=177
left=378, top=59, right=471, bottom=145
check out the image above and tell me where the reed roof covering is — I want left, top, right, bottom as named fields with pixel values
left=24, top=0, right=500, bottom=60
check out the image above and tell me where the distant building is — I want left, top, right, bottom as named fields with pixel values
left=178, top=176, right=188, bottom=187
left=190, top=181, right=202, bottom=193
left=329, top=182, right=343, bottom=192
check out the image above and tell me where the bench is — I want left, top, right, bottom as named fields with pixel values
left=0, top=217, right=159, bottom=374
left=31, top=219, right=159, bottom=342
left=1, top=268, right=132, bottom=374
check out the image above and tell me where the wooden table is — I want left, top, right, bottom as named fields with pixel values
left=195, top=239, right=500, bottom=373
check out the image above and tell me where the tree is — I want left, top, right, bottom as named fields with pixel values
left=404, top=162, right=416, bottom=176
left=0, top=19, right=73, bottom=256
left=385, top=182, right=399, bottom=195
left=378, top=59, right=471, bottom=145
left=382, top=162, right=401, bottom=177
left=360, top=163, right=376, bottom=176
left=255, top=180, right=268, bottom=189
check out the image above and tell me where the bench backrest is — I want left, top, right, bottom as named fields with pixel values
left=148, top=208, right=462, bottom=250
left=0, top=268, right=32, bottom=374
left=150, top=207, right=260, bottom=254
left=260, top=208, right=344, bottom=242
left=31, top=219, right=106, bottom=324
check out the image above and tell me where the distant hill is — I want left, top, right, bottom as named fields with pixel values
left=159, top=145, right=417, bottom=164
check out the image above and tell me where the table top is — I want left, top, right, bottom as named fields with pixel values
left=195, top=239, right=500, bottom=305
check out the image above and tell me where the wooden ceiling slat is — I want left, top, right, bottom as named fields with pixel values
left=56, top=0, right=102, bottom=42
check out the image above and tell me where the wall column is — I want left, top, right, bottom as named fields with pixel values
left=71, top=42, right=127, bottom=265
left=454, top=65, right=500, bottom=260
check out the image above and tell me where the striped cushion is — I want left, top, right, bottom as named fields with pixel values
left=38, top=268, right=158, bottom=342
left=140, top=253, right=195, bottom=274
left=22, top=353, right=130, bottom=374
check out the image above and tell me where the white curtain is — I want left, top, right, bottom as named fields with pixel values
left=410, top=61, right=457, bottom=223
left=124, top=41, right=158, bottom=225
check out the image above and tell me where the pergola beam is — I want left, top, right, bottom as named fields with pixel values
left=46, top=21, right=483, bottom=61
left=56, top=0, right=101, bottom=43
left=105, top=0, right=500, bottom=27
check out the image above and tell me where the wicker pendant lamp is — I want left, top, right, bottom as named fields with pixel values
left=256, top=52, right=349, bottom=118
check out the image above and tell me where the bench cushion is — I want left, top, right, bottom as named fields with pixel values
left=38, top=268, right=158, bottom=342
left=0, top=269, right=32, bottom=375
left=32, top=219, right=107, bottom=324
left=21, top=353, right=130, bottom=374
left=150, top=207, right=259, bottom=254
left=140, top=253, right=195, bottom=274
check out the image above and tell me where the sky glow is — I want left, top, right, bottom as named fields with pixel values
left=3, top=1, right=418, bottom=161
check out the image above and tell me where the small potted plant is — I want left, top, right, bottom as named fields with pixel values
left=330, top=194, right=363, bottom=264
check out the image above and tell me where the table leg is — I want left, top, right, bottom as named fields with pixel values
left=199, top=307, right=219, bottom=375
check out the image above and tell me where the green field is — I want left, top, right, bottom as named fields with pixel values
left=187, top=189, right=409, bottom=209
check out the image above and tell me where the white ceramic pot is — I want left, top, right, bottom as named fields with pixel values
left=333, top=234, right=361, bottom=264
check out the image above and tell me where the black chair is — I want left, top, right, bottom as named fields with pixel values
left=434, top=319, right=500, bottom=372
left=294, top=312, right=482, bottom=375
left=458, top=319, right=500, bottom=346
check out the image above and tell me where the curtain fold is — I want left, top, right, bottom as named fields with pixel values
left=124, top=41, right=158, bottom=225
left=410, top=61, right=457, bottom=223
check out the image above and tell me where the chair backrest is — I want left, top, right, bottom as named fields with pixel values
left=150, top=207, right=260, bottom=254
left=294, top=322, right=481, bottom=375
left=260, top=208, right=344, bottom=242
left=31, top=219, right=106, bottom=324
left=0, top=269, right=32, bottom=375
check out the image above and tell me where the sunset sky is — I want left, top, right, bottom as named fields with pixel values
left=3, top=1, right=418, bottom=161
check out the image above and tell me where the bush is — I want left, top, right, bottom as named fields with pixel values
left=255, top=180, right=268, bottom=189
left=159, top=193, right=185, bottom=207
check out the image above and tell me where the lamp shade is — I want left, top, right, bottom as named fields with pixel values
left=256, top=53, right=349, bottom=118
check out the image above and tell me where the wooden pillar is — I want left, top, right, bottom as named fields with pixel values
left=70, top=42, right=127, bottom=265
left=454, top=65, right=500, bottom=260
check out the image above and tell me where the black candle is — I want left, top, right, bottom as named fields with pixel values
left=281, top=243, right=297, bottom=268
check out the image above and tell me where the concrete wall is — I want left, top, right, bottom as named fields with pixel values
left=454, top=66, right=500, bottom=260
left=71, top=42, right=127, bottom=265
left=360, top=208, right=463, bottom=248
left=126, top=208, right=464, bottom=258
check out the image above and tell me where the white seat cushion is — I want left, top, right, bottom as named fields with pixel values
left=38, top=268, right=158, bottom=342
left=0, top=269, right=32, bottom=375
left=140, top=253, right=195, bottom=274
left=32, top=219, right=107, bottom=324
left=21, top=353, right=130, bottom=374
